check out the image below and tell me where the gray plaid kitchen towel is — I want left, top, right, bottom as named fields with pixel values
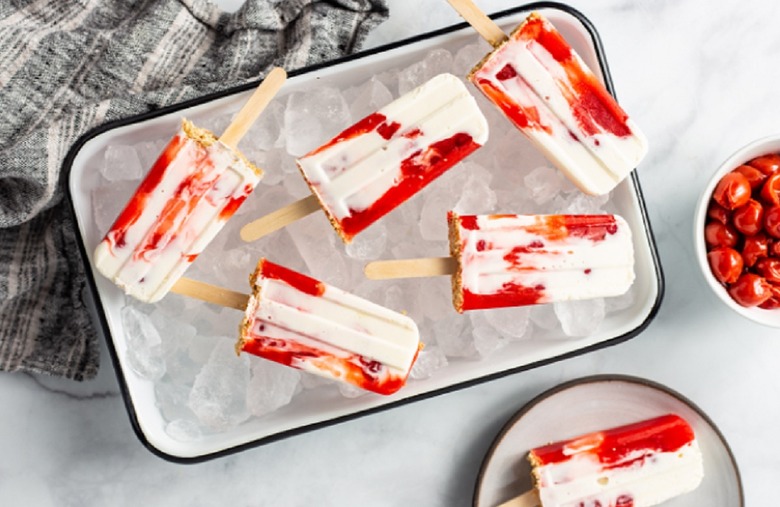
left=0, top=0, right=388, bottom=380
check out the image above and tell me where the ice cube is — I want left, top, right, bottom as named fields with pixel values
left=530, top=303, right=559, bottom=331
left=188, top=338, right=251, bottom=431
left=382, top=283, right=408, bottom=312
left=153, top=293, right=188, bottom=319
left=373, top=68, right=401, bottom=96
left=155, top=380, right=196, bottom=422
left=198, top=247, right=254, bottom=291
left=453, top=42, right=486, bottom=76
left=384, top=189, right=421, bottom=241
left=102, top=145, right=144, bottom=182
left=558, top=191, right=610, bottom=214
left=150, top=309, right=199, bottom=385
left=246, top=358, right=301, bottom=418
left=490, top=127, right=543, bottom=170
left=284, top=87, right=351, bottom=157
left=338, top=382, right=367, bottom=399
left=483, top=306, right=532, bottom=341
left=165, top=419, right=202, bottom=442
left=245, top=100, right=285, bottom=152
left=344, top=76, right=394, bottom=121
left=524, top=166, right=565, bottom=205
left=398, top=48, right=454, bottom=95
left=495, top=181, right=534, bottom=215
left=554, top=298, right=606, bottom=337
left=197, top=112, right=231, bottom=136
left=453, top=163, right=496, bottom=214
left=287, top=213, right=351, bottom=285
left=122, top=305, right=165, bottom=381
left=420, top=192, right=454, bottom=241
left=250, top=149, right=289, bottom=189
left=344, top=222, right=387, bottom=260
left=253, top=153, right=285, bottom=187
left=472, top=324, right=502, bottom=357
left=151, top=308, right=197, bottom=345
left=433, top=315, right=477, bottom=358
left=417, top=278, right=454, bottom=323
left=383, top=282, right=424, bottom=325
left=300, top=371, right=335, bottom=390
left=409, top=345, right=448, bottom=380
left=283, top=170, right=311, bottom=199
left=134, top=139, right=168, bottom=171
left=242, top=183, right=297, bottom=220
left=606, top=285, right=637, bottom=313
left=188, top=305, right=241, bottom=341
left=186, top=333, right=220, bottom=365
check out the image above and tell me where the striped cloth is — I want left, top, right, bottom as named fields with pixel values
left=0, top=0, right=388, bottom=380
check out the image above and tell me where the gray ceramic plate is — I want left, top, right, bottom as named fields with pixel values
left=474, top=375, right=743, bottom=507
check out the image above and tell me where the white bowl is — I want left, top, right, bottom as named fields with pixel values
left=694, top=134, right=780, bottom=327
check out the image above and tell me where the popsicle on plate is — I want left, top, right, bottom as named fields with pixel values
left=364, top=212, right=635, bottom=313
left=240, top=72, right=489, bottom=243
left=94, top=68, right=286, bottom=303
left=448, top=1, right=648, bottom=195
left=238, top=258, right=422, bottom=395
left=514, top=414, right=704, bottom=507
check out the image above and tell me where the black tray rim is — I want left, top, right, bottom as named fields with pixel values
left=63, top=0, right=666, bottom=464
left=471, top=374, right=744, bottom=506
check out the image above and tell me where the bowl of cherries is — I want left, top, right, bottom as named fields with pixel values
left=695, top=135, right=780, bottom=327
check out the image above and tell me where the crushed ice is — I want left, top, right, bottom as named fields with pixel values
left=93, top=40, right=635, bottom=435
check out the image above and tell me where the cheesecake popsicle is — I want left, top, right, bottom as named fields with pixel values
left=238, top=258, right=421, bottom=395
left=93, top=68, right=287, bottom=303
left=498, top=414, right=704, bottom=507
left=240, top=72, right=489, bottom=243
left=448, top=1, right=648, bottom=195
left=364, top=212, right=635, bottom=313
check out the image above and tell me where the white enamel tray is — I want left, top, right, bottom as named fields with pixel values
left=474, top=375, right=743, bottom=506
left=66, top=2, right=663, bottom=461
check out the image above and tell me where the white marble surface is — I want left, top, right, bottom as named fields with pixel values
left=2, top=0, right=779, bottom=505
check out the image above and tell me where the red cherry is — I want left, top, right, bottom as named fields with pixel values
left=728, top=273, right=773, bottom=307
left=765, top=206, right=780, bottom=238
left=742, top=233, right=769, bottom=267
left=704, top=221, right=740, bottom=248
left=707, top=201, right=731, bottom=224
left=755, top=258, right=780, bottom=284
left=735, top=164, right=767, bottom=190
left=759, top=285, right=780, bottom=309
left=732, top=199, right=765, bottom=236
left=748, top=154, right=780, bottom=176
left=712, top=171, right=752, bottom=210
left=770, top=239, right=780, bottom=257
left=760, top=173, right=780, bottom=206
left=707, top=247, right=744, bottom=284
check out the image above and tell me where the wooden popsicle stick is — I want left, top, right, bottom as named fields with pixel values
left=497, top=489, right=540, bottom=507
left=219, top=66, right=287, bottom=150
left=172, top=277, right=249, bottom=311
left=446, top=0, right=508, bottom=47
left=363, top=257, right=457, bottom=280
left=240, top=194, right=321, bottom=242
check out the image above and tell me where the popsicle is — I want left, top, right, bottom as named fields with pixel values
left=238, top=258, right=422, bottom=395
left=448, top=1, right=648, bottom=195
left=240, top=72, right=489, bottom=243
left=93, top=67, right=287, bottom=303
left=364, top=212, right=634, bottom=313
left=498, top=414, right=704, bottom=507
